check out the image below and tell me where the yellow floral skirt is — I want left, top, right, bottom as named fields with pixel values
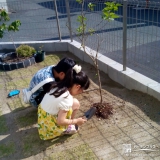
left=38, top=105, right=72, bottom=140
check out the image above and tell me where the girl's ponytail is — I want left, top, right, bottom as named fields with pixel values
left=49, top=65, right=90, bottom=97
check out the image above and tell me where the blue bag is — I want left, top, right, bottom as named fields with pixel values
left=8, top=90, right=20, bottom=97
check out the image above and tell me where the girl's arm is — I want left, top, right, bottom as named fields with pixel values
left=57, top=109, right=87, bottom=126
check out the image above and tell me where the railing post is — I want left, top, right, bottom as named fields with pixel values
left=65, top=0, right=73, bottom=42
left=123, top=0, right=127, bottom=71
left=53, top=0, right=61, bottom=41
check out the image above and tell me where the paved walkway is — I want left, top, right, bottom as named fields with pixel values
left=0, top=52, right=160, bottom=160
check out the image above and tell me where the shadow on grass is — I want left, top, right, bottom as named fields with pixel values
left=0, top=127, right=72, bottom=159
left=15, top=107, right=38, bottom=128
left=0, top=106, right=72, bottom=159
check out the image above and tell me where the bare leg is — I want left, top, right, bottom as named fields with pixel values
left=71, top=98, right=80, bottom=119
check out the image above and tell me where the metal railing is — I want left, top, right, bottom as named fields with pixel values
left=66, top=0, right=160, bottom=83
left=0, top=0, right=160, bottom=83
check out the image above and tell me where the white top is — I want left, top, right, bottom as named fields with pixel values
left=41, top=88, right=73, bottom=115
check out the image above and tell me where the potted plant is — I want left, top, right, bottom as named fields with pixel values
left=34, top=45, right=45, bottom=63
left=0, top=44, right=36, bottom=71
left=0, top=8, right=37, bottom=71
left=16, top=44, right=36, bottom=58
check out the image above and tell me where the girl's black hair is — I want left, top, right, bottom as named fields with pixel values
left=49, top=69, right=90, bottom=97
left=54, top=57, right=76, bottom=74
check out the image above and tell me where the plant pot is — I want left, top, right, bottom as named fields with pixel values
left=34, top=51, right=45, bottom=63
left=0, top=52, right=36, bottom=71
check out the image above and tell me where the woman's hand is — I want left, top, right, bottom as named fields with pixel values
left=76, top=117, right=87, bottom=125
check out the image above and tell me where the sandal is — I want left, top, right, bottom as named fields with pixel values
left=63, top=125, right=77, bottom=135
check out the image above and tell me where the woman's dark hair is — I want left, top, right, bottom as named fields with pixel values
left=54, top=57, right=76, bottom=74
left=49, top=69, right=90, bottom=97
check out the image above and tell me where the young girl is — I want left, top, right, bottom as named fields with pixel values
left=38, top=65, right=90, bottom=140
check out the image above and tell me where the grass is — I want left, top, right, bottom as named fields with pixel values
left=0, top=71, right=5, bottom=76
left=0, top=84, right=3, bottom=89
left=6, top=78, right=31, bottom=90
left=39, top=55, right=60, bottom=67
left=7, top=98, right=28, bottom=111
left=0, top=111, right=8, bottom=134
left=22, top=135, right=49, bottom=156
left=48, top=144, right=97, bottom=160
left=16, top=109, right=37, bottom=128
left=22, top=130, right=72, bottom=157
left=6, top=70, right=23, bottom=79
left=13, top=78, right=31, bottom=88
left=0, top=142, right=15, bottom=158
left=5, top=81, right=16, bottom=90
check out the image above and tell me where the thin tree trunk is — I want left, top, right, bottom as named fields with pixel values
left=82, top=0, right=85, bottom=47
left=9, top=33, right=17, bottom=51
left=95, top=35, right=103, bottom=103
left=96, top=63, right=103, bottom=103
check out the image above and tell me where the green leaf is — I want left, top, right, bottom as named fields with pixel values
left=0, top=9, right=10, bottom=21
left=8, top=20, right=21, bottom=32
left=76, top=24, right=86, bottom=34
left=102, top=2, right=121, bottom=21
left=88, top=28, right=95, bottom=35
left=88, top=3, right=96, bottom=11
left=0, top=30, right=4, bottom=38
left=0, top=8, right=21, bottom=38
left=0, top=23, right=7, bottom=30
left=77, top=15, right=87, bottom=23
left=76, top=0, right=83, bottom=4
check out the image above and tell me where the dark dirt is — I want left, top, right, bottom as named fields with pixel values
left=94, top=102, right=113, bottom=119
left=3, top=55, right=33, bottom=63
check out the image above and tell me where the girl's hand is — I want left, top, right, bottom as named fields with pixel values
left=76, top=117, right=87, bottom=125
